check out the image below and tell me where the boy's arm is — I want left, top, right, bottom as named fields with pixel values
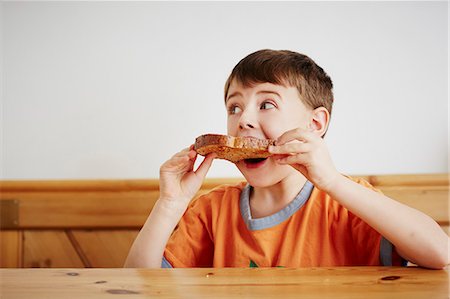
left=325, top=175, right=449, bottom=269
left=124, top=147, right=215, bottom=268
left=270, top=128, right=449, bottom=269
left=123, top=199, right=187, bottom=268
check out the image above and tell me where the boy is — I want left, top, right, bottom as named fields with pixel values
left=125, top=49, right=448, bottom=269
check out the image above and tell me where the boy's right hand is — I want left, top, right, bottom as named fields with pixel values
left=158, top=145, right=216, bottom=210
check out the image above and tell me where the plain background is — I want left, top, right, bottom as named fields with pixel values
left=1, top=1, right=448, bottom=179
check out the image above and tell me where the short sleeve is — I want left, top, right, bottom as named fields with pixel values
left=348, top=177, right=407, bottom=266
left=348, top=209, right=382, bottom=265
left=163, top=196, right=214, bottom=267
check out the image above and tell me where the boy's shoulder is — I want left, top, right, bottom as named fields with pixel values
left=189, top=181, right=247, bottom=208
left=344, top=175, right=380, bottom=192
left=206, top=180, right=248, bottom=195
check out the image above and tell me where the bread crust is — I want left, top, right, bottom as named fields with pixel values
left=194, top=134, right=275, bottom=163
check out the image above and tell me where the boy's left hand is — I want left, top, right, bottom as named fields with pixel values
left=268, top=128, right=340, bottom=192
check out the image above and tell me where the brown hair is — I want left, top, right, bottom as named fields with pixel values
left=224, top=49, right=334, bottom=115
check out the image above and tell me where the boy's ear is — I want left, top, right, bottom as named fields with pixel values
left=309, top=107, right=330, bottom=137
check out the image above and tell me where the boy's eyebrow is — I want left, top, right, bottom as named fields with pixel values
left=226, top=90, right=282, bottom=103
left=257, top=90, right=282, bottom=99
left=226, top=91, right=242, bottom=103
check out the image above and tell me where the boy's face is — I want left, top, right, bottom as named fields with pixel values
left=226, top=79, right=313, bottom=187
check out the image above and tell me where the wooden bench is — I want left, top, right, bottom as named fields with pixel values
left=0, top=174, right=448, bottom=268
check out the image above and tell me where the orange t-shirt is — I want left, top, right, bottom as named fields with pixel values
left=163, top=178, right=404, bottom=268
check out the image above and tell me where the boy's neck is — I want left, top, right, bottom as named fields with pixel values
left=249, top=173, right=308, bottom=219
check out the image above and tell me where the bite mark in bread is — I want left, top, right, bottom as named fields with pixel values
left=194, top=134, right=275, bottom=163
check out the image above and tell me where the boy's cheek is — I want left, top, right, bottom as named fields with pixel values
left=226, top=120, right=238, bottom=136
left=227, top=127, right=237, bottom=136
left=260, top=125, right=284, bottom=140
left=270, top=154, right=287, bottom=161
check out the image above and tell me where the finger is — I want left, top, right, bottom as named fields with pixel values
left=272, top=153, right=310, bottom=178
left=163, top=155, right=190, bottom=169
left=171, top=149, right=197, bottom=168
left=187, top=149, right=197, bottom=160
left=187, top=150, right=198, bottom=172
left=194, top=153, right=217, bottom=179
left=276, top=128, right=315, bottom=146
left=274, top=153, right=309, bottom=166
left=271, top=154, right=288, bottom=160
left=172, top=147, right=196, bottom=161
left=269, top=142, right=310, bottom=155
left=170, top=149, right=189, bottom=160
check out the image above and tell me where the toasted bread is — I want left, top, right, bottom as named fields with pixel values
left=194, top=134, right=275, bottom=163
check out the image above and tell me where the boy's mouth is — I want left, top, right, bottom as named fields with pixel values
left=243, top=157, right=268, bottom=168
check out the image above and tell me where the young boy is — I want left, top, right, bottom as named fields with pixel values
left=125, top=49, right=448, bottom=269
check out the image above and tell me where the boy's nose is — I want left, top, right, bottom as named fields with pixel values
left=239, top=123, right=255, bottom=129
left=238, top=112, right=256, bottom=129
left=237, top=107, right=258, bottom=131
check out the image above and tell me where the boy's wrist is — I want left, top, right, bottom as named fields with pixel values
left=156, top=196, right=191, bottom=217
left=320, top=172, right=344, bottom=194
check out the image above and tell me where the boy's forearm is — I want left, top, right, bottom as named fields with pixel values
left=124, top=199, right=185, bottom=268
left=326, top=175, right=449, bottom=269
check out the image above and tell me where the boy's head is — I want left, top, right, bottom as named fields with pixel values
left=224, top=50, right=334, bottom=187
left=224, top=49, right=334, bottom=117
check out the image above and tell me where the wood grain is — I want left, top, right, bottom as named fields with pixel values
left=0, top=267, right=448, bottom=299
left=0, top=230, right=22, bottom=268
left=2, top=191, right=156, bottom=228
left=379, top=185, right=449, bottom=224
left=0, top=174, right=448, bottom=268
left=22, top=230, right=84, bottom=268
left=0, top=174, right=447, bottom=228
left=70, top=230, right=139, bottom=267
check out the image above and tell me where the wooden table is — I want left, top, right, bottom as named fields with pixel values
left=1, top=267, right=448, bottom=298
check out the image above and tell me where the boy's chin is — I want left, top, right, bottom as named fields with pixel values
left=235, top=161, right=295, bottom=188
left=238, top=170, right=280, bottom=188
left=245, top=180, right=274, bottom=188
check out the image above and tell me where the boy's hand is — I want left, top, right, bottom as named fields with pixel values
left=269, top=128, right=340, bottom=193
left=159, top=145, right=216, bottom=209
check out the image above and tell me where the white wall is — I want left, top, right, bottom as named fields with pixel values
left=1, top=1, right=448, bottom=179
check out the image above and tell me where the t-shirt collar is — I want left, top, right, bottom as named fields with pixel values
left=240, top=180, right=314, bottom=231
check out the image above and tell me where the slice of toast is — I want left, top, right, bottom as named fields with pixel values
left=194, top=134, right=275, bottom=163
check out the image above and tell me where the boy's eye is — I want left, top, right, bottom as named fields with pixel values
left=260, top=102, right=276, bottom=110
left=228, top=105, right=242, bottom=115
